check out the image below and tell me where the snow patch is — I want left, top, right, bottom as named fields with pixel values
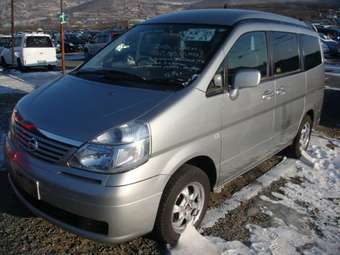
left=0, top=70, right=61, bottom=94
left=200, top=135, right=339, bottom=255
left=208, top=238, right=255, bottom=255
left=247, top=225, right=311, bottom=255
left=246, top=136, right=340, bottom=255
left=169, top=225, right=219, bottom=255
left=202, top=158, right=297, bottom=228
left=325, top=86, right=340, bottom=92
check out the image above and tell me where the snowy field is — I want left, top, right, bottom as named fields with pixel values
left=0, top=69, right=61, bottom=94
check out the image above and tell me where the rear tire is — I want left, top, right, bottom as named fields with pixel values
left=153, top=164, right=210, bottom=246
left=47, top=65, right=56, bottom=71
left=84, top=49, right=90, bottom=60
left=1, top=57, right=7, bottom=68
left=288, top=115, right=312, bottom=158
left=17, top=58, right=26, bottom=72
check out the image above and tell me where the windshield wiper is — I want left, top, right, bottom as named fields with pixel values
left=144, top=78, right=187, bottom=87
left=75, top=68, right=147, bottom=82
left=74, top=69, right=189, bottom=88
left=146, top=74, right=200, bottom=87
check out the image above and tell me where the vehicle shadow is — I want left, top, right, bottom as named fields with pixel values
left=320, top=88, right=340, bottom=129
left=0, top=171, right=34, bottom=217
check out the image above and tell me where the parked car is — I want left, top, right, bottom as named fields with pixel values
left=0, top=35, right=11, bottom=55
left=84, top=30, right=123, bottom=60
left=77, top=30, right=99, bottom=44
left=53, top=33, right=86, bottom=53
left=5, top=9, right=324, bottom=245
left=64, top=33, right=87, bottom=53
left=319, top=33, right=340, bottom=58
left=321, top=40, right=330, bottom=56
left=0, top=32, right=57, bottom=70
left=317, top=26, right=340, bottom=42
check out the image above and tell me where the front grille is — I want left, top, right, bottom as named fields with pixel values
left=11, top=173, right=109, bottom=236
left=13, top=121, right=76, bottom=164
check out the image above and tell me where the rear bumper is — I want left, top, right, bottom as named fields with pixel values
left=23, top=60, right=57, bottom=67
left=5, top=135, right=165, bottom=243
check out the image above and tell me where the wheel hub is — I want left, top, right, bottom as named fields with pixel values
left=299, top=121, right=311, bottom=150
left=171, top=182, right=205, bottom=234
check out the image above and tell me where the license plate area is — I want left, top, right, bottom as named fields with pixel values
left=12, top=170, right=40, bottom=200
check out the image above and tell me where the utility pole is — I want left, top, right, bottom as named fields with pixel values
left=138, top=0, right=142, bottom=18
left=60, top=0, right=66, bottom=74
left=11, top=0, right=15, bottom=65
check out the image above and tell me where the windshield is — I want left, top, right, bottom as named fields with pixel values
left=25, top=36, right=53, bottom=48
left=77, top=24, right=229, bottom=87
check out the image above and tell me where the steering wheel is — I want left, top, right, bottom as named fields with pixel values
left=136, top=57, right=157, bottom=66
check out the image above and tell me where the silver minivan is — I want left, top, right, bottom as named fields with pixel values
left=5, top=9, right=324, bottom=245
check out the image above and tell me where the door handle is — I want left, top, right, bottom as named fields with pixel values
left=262, top=89, right=275, bottom=100
left=276, top=87, right=287, bottom=96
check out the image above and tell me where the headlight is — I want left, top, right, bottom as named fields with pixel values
left=68, top=121, right=150, bottom=173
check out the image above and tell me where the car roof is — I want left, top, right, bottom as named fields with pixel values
left=16, top=32, right=51, bottom=37
left=144, top=9, right=310, bottom=29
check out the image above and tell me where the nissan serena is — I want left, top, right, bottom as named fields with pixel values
left=5, top=9, right=324, bottom=245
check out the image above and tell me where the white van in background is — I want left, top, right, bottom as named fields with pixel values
left=0, top=33, right=57, bottom=71
left=0, top=35, right=11, bottom=55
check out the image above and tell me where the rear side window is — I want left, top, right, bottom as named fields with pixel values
left=25, top=36, right=53, bottom=48
left=271, top=32, right=300, bottom=75
left=227, top=32, right=268, bottom=85
left=0, top=37, right=11, bottom=47
left=301, top=35, right=322, bottom=70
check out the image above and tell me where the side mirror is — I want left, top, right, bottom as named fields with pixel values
left=229, top=69, right=261, bottom=100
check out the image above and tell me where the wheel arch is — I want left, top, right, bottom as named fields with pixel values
left=305, top=109, right=314, bottom=125
left=165, top=155, right=218, bottom=192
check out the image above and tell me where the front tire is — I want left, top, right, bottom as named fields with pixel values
left=288, top=115, right=312, bottom=158
left=153, top=164, right=210, bottom=246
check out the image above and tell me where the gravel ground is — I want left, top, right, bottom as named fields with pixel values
left=203, top=178, right=291, bottom=242
left=0, top=85, right=339, bottom=254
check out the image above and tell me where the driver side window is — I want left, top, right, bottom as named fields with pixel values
left=226, top=32, right=268, bottom=87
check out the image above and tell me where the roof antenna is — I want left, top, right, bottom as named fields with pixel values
left=224, top=3, right=229, bottom=9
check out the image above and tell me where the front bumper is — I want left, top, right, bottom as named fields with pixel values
left=5, top=136, right=165, bottom=243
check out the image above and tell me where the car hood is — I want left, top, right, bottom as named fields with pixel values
left=16, top=75, right=173, bottom=143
